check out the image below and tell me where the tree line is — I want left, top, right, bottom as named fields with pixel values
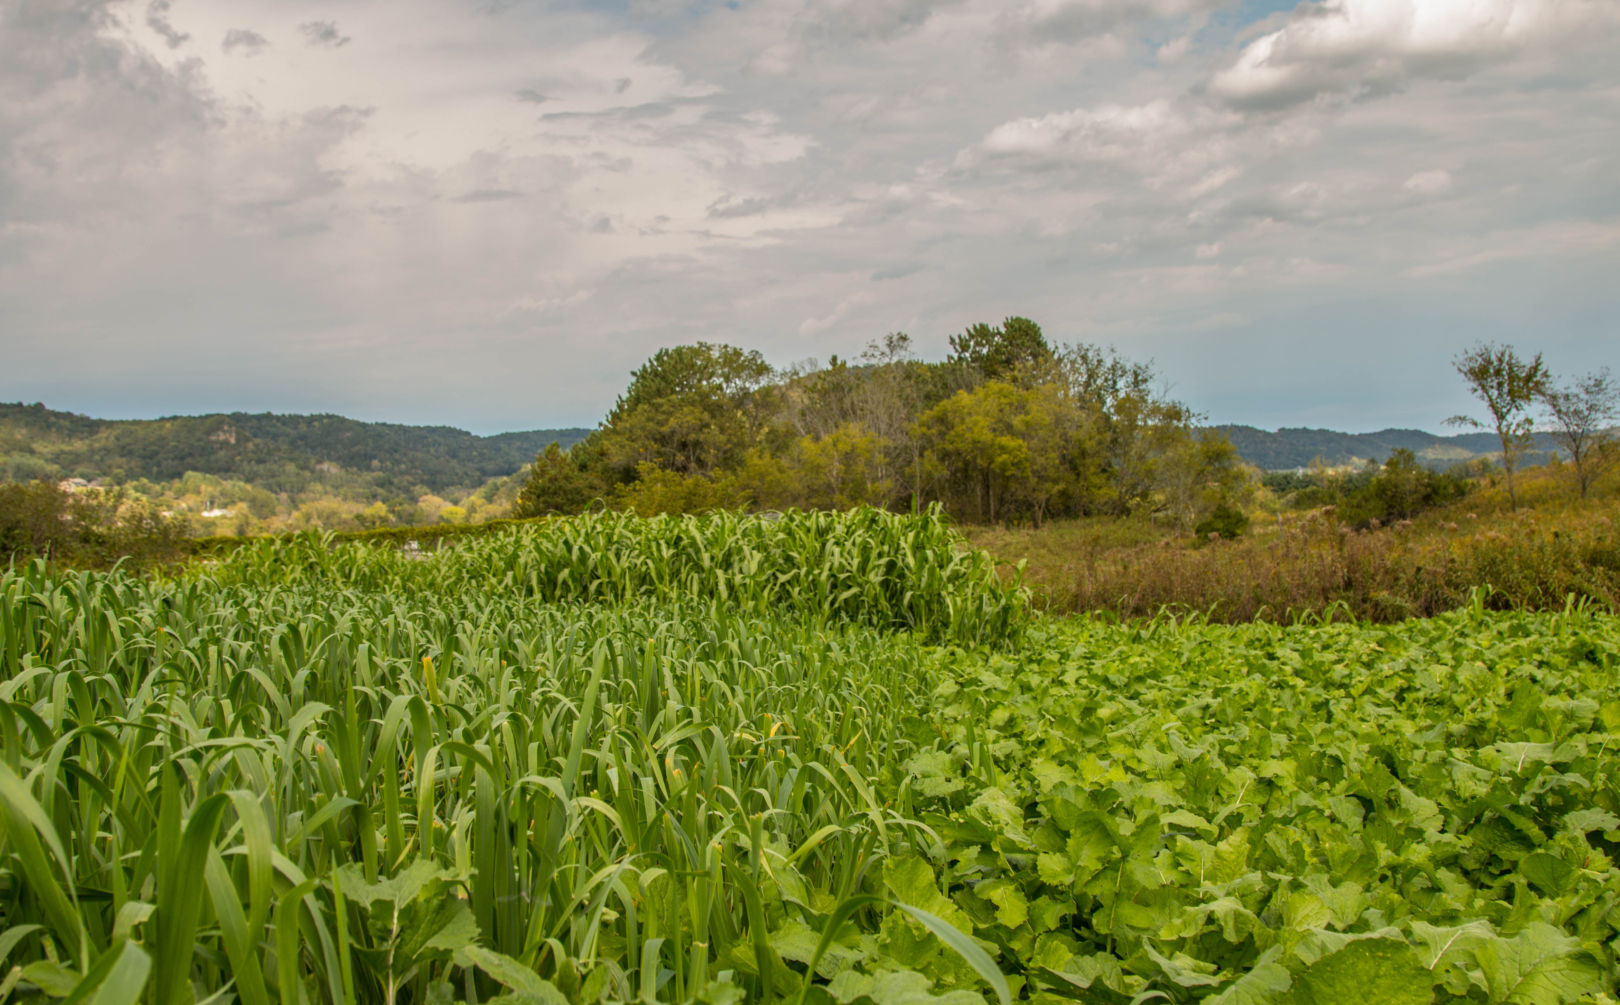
left=514, top=319, right=1247, bottom=527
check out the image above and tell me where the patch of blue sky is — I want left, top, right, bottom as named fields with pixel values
left=1164, top=0, right=1303, bottom=70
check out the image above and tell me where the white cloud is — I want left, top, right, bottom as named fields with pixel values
left=1209, top=0, right=1620, bottom=109
left=1403, top=168, right=1452, bottom=196
left=966, top=99, right=1242, bottom=192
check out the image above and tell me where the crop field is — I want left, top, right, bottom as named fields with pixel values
left=0, top=509, right=1617, bottom=1003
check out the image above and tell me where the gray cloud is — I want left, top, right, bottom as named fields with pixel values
left=145, top=0, right=189, bottom=49
left=299, top=21, right=351, bottom=49
left=452, top=188, right=525, bottom=202
left=221, top=29, right=269, bottom=57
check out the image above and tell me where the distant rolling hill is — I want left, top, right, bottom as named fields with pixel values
left=1217, top=424, right=1561, bottom=471
left=0, top=402, right=590, bottom=496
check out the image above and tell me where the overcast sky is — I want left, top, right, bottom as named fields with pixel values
left=2, top=0, right=1616, bottom=434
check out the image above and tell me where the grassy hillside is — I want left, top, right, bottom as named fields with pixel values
left=0, top=401, right=589, bottom=496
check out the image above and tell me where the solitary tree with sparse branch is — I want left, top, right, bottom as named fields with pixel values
left=1446, top=342, right=1548, bottom=509
left=1540, top=368, right=1619, bottom=498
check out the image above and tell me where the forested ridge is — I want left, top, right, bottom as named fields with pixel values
left=0, top=402, right=587, bottom=496
left=1217, top=423, right=1561, bottom=470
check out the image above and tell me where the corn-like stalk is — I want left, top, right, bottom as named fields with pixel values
left=0, top=553, right=977, bottom=1003
left=188, top=507, right=1028, bottom=646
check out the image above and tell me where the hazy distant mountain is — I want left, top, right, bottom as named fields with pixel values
left=0, top=402, right=589, bottom=495
left=1217, top=425, right=1560, bottom=471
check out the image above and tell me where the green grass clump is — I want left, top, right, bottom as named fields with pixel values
left=193, top=506, right=1027, bottom=645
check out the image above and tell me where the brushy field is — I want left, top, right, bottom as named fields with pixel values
left=0, top=508, right=1618, bottom=1003
left=969, top=471, right=1620, bottom=623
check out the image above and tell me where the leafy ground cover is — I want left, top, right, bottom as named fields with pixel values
left=901, top=608, right=1620, bottom=1003
left=0, top=509, right=1616, bottom=1003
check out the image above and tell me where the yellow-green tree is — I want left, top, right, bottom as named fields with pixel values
left=916, top=382, right=1077, bottom=525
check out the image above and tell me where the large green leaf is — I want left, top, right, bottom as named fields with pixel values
left=1475, top=923, right=1602, bottom=1005
left=458, top=946, right=569, bottom=1005
left=1291, top=938, right=1433, bottom=1005
left=827, top=969, right=986, bottom=1005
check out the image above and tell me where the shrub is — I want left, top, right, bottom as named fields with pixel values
left=1194, top=502, right=1249, bottom=540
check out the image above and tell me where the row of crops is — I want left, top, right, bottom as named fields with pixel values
left=0, top=509, right=1617, bottom=1002
left=197, top=508, right=1026, bottom=646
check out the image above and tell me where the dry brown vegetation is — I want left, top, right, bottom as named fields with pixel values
left=968, top=461, right=1620, bottom=622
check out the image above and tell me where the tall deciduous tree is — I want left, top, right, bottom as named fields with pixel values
left=1447, top=342, right=1548, bottom=509
left=1540, top=368, right=1619, bottom=498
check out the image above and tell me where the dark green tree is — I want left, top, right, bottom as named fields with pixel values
left=947, top=317, right=1054, bottom=385
left=513, top=443, right=602, bottom=517
left=596, top=343, right=777, bottom=481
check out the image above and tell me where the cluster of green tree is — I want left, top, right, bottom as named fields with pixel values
left=0, top=402, right=587, bottom=499
left=1261, top=448, right=1474, bottom=527
left=514, top=320, right=1246, bottom=528
left=0, top=481, right=188, bottom=569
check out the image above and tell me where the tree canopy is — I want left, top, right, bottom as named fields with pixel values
left=516, top=323, right=1245, bottom=528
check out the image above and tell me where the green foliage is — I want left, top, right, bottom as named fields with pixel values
left=574, top=325, right=1234, bottom=529
left=1194, top=501, right=1249, bottom=539
left=946, top=317, right=1053, bottom=384
left=0, top=560, right=961, bottom=1004
left=191, top=512, right=545, bottom=557
left=1539, top=368, right=1619, bottom=499
left=915, top=382, right=1078, bottom=526
left=595, top=343, right=777, bottom=481
left=513, top=441, right=604, bottom=517
left=1339, top=448, right=1472, bottom=526
left=780, top=424, right=895, bottom=511
left=0, top=480, right=187, bottom=570
left=901, top=608, right=1620, bottom=1003
left=1266, top=452, right=1472, bottom=526
left=3, top=538, right=1617, bottom=1003
left=611, top=463, right=752, bottom=515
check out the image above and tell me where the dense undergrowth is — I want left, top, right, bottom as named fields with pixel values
left=971, top=467, right=1620, bottom=623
